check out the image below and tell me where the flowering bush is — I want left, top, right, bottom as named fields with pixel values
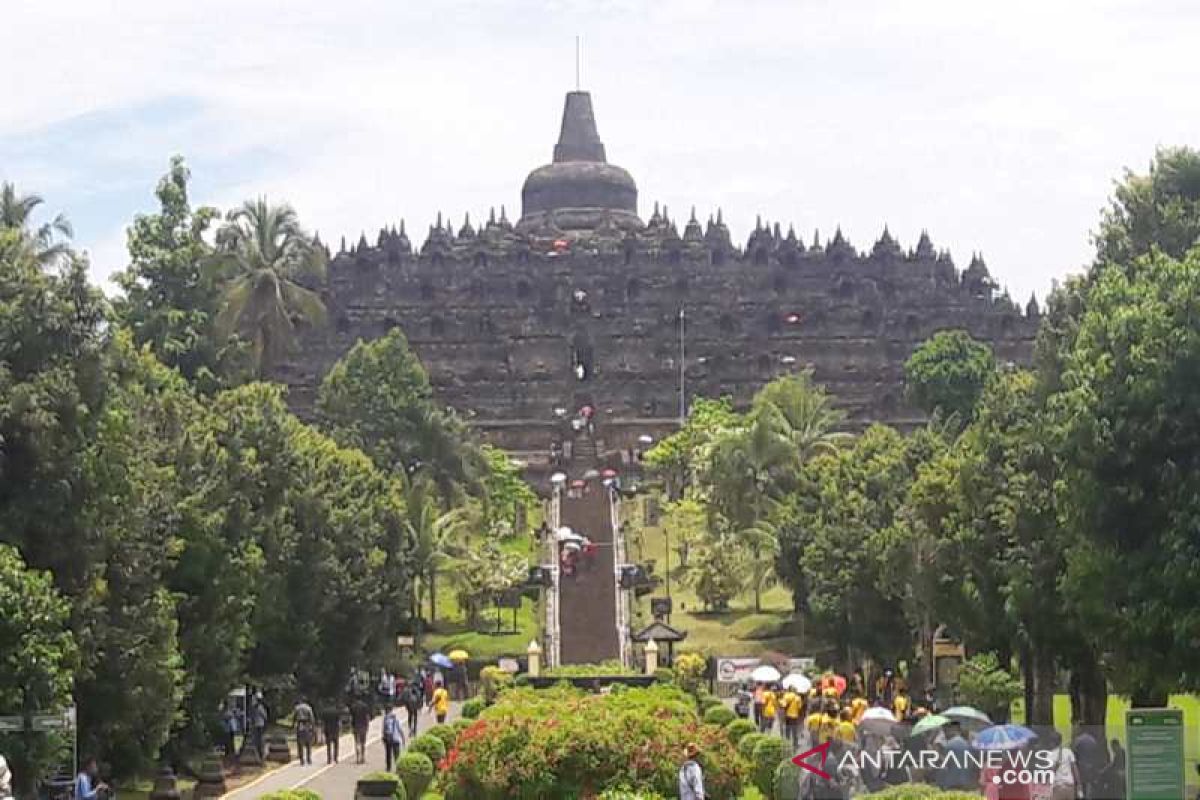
left=436, top=684, right=748, bottom=799
left=479, top=665, right=514, bottom=702
left=409, top=733, right=446, bottom=763
left=673, top=652, right=708, bottom=694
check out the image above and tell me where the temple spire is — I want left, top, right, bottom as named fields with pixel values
left=554, top=91, right=606, bottom=162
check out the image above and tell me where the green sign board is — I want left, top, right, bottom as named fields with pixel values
left=0, top=715, right=23, bottom=733
left=1126, top=708, right=1185, bottom=800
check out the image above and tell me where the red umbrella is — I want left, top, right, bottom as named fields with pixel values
left=570, top=479, right=586, bottom=489
left=601, top=468, right=618, bottom=478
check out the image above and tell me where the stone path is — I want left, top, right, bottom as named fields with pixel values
left=558, top=478, right=620, bottom=664
left=221, top=702, right=460, bottom=799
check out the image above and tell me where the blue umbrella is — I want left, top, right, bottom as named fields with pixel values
left=429, top=652, right=453, bottom=668
left=973, top=724, right=1036, bottom=750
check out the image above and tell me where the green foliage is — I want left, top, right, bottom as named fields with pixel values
left=461, top=698, right=486, bottom=719
left=644, top=397, right=737, bottom=496
left=0, top=544, right=78, bottom=796
left=260, top=791, right=323, bottom=800
left=773, top=758, right=802, bottom=800
left=396, top=750, right=434, bottom=799
left=544, top=660, right=637, bottom=677
left=438, top=684, right=747, bottom=799
left=1095, top=146, right=1200, bottom=269
left=409, top=733, right=447, bottom=764
left=426, top=724, right=459, bottom=750
left=674, top=652, right=708, bottom=695
left=0, top=181, right=72, bottom=267
left=478, top=444, right=537, bottom=530
left=703, top=705, right=735, bottom=727
left=863, top=785, right=980, bottom=799
left=751, top=736, right=786, bottom=797
left=114, top=156, right=238, bottom=392
left=725, top=717, right=757, bottom=744
left=479, top=665, right=513, bottom=702
left=686, top=534, right=744, bottom=611
left=737, top=732, right=768, bottom=760
left=904, top=330, right=996, bottom=423
left=955, top=653, right=1022, bottom=720
left=596, top=790, right=667, bottom=800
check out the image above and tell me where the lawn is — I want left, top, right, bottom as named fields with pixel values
left=627, top=497, right=809, bottom=659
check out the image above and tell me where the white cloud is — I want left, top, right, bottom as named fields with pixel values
left=3, top=0, right=1199, bottom=299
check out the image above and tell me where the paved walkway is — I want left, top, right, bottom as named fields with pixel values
left=222, top=702, right=460, bottom=799
left=559, top=480, right=620, bottom=664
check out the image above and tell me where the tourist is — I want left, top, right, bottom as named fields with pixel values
left=220, top=700, right=238, bottom=759
left=892, top=686, right=911, bottom=722
left=761, top=684, right=778, bottom=734
left=401, top=683, right=422, bottom=737
left=678, top=742, right=705, bottom=800
left=805, top=701, right=829, bottom=745
left=350, top=696, right=371, bottom=764
left=752, top=683, right=765, bottom=728
left=734, top=682, right=753, bottom=719
left=382, top=706, right=405, bottom=771
left=0, top=752, right=11, bottom=800
left=1044, top=730, right=1082, bottom=800
left=850, top=692, right=869, bottom=724
left=430, top=681, right=450, bottom=724
left=74, top=757, right=108, bottom=800
left=836, top=707, right=857, bottom=745
left=293, top=696, right=316, bottom=765
left=1073, top=729, right=1105, bottom=797
left=250, top=692, right=269, bottom=760
left=935, top=722, right=976, bottom=790
left=320, top=701, right=343, bottom=764
left=782, top=686, right=803, bottom=746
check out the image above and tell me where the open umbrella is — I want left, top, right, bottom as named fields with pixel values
left=555, top=526, right=581, bottom=541
left=781, top=673, right=812, bottom=693
left=583, top=468, right=600, bottom=479
left=448, top=649, right=469, bottom=662
left=750, top=665, right=781, bottom=683
left=637, top=434, right=654, bottom=445
left=860, top=707, right=897, bottom=732
left=973, top=724, right=1036, bottom=750
left=550, top=472, right=567, bottom=485
left=911, top=714, right=950, bottom=737
left=429, top=653, right=453, bottom=669
left=570, top=479, right=586, bottom=489
left=601, top=468, right=618, bottom=478
left=942, top=706, right=993, bottom=729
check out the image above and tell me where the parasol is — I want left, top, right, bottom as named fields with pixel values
left=973, top=724, right=1036, bottom=751
left=941, top=706, right=993, bottom=729
left=583, top=468, right=600, bottom=479
left=429, top=653, right=453, bottom=668
left=550, top=472, right=567, bottom=485
left=448, top=649, right=469, bottom=662
left=750, top=665, right=781, bottom=683
left=860, top=707, right=897, bottom=732
left=781, top=673, right=812, bottom=693
left=911, top=714, right=950, bottom=737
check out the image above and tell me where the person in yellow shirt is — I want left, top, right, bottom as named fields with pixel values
left=892, top=687, right=910, bottom=722
left=836, top=707, right=857, bottom=744
left=805, top=708, right=828, bottom=744
left=850, top=694, right=869, bottom=724
left=430, top=684, right=450, bottom=724
left=760, top=686, right=778, bottom=734
left=781, top=689, right=803, bottom=746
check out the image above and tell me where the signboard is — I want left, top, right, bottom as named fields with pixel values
left=395, top=635, right=415, bottom=648
left=31, top=712, right=69, bottom=732
left=0, top=715, right=23, bottom=733
left=717, top=657, right=817, bottom=684
left=1126, top=708, right=1184, bottom=800
left=650, top=597, right=673, bottom=619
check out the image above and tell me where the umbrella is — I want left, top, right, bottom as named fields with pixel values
left=860, top=707, right=897, bottom=732
left=601, top=468, right=618, bottom=478
left=973, top=724, right=1036, bottom=751
left=942, top=706, right=993, bottom=729
left=555, top=526, right=581, bottom=541
left=781, top=673, right=812, bottom=693
left=448, top=649, right=469, bottom=662
left=429, top=653, right=453, bottom=669
left=583, top=468, right=600, bottom=479
left=911, top=714, right=950, bottom=737
left=571, top=479, right=586, bottom=488
left=750, top=665, right=781, bottom=683
left=550, top=472, right=567, bottom=485
left=637, top=434, right=654, bottom=445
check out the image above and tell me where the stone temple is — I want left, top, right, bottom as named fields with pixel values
left=280, top=90, right=1038, bottom=467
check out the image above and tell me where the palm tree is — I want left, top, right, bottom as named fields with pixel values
left=402, top=478, right=471, bottom=637
left=0, top=182, right=73, bottom=266
left=752, top=371, right=849, bottom=471
left=211, top=198, right=327, bottom=374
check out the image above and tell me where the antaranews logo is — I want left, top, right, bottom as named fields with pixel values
left=792, top=741, right=1055, bottom=786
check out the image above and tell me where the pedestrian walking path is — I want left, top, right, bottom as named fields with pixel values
left=221, top=702, right=460, bottom=799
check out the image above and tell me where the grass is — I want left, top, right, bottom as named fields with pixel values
left=627, top=500, right=805, bottom=658
left=423, top=532, right=542, bottom=662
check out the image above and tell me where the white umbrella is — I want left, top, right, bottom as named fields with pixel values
left=860, top=707, right=897, bottom=732
left=942, top=706, right=993, bottom=729
left=637, top=434, right=654, bottom=445
left=750, top=665, right=781, bottom=683
left=550, top=472, right=567, bottom=485
left=555, top=526, right=583, bottom=542
left=583, top=468, right=600, bottom=479
left=781, top=673, right=812, bottom=693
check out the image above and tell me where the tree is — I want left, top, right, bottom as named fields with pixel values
left=210, top=198, right=327, bottom=374
left=686, top=535, right=744, bottom=612
left=317, top=328, right=479, bottom=499
left=1095, top=146, right=1200, bottom=270
left=643, top=397, right=737, bottom=498
left=1057, top=248, right=1200, bottom=704
left=115, top=157, right=240, bottom=391
left=956, top=653, right=1022, bottom=723
left=0, top=181, right=73, bottom=267
left=450, top=540, right=527, bottom=629
left=904, top=330, right=996, bottom=423
left=0, top=545, right=78, bottom=796
left=402, top=479, right=467, bottom=632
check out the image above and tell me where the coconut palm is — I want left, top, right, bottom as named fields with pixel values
left=0, top=182, right=73, bottom=266
left=210, top=198, right=327, bottom=374
left=752, top=371, right=849, bottom=471
left=402, top=478, right=471, bottom=636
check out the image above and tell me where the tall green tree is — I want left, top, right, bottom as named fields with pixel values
left=115, top=157, right=240, bottom=391
left=643, top=397, right=737, bottom=499
left=210, top=198, right=327, bottom=375
left=904, top=330, right=996, bottom=424
left=1094, top=146, right=1200, bottom=270
left=0, top=182, right=73, bottom=267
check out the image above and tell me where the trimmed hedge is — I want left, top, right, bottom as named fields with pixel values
left=773, top=758, right=802, bottom=800
left=461, top=697, right=486, bottom=719
left=703, top=705, right=736, bottom=727
left=751, top=736, right=785, bottom=797
left=395, top=751, right=434, bottom=799
left=738, top=732, right=769, bottom=760
left=426, top=723, right=459, bottom=749
left=725, top=717, right=757, bottom=744
left=409, top=733, right=446, bottom=764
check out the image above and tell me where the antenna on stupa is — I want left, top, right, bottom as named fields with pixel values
left=575, top=35, right=583, bottom=90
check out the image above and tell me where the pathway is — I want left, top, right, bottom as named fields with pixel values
left=558, top=477, right=621, bottom=664
left=221, top=702, right=460, bottom=799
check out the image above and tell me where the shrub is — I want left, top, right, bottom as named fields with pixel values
left=696, top=693, right=723, bottom=715
left=426, top=723, right=458, bottom=749
left=479, top=665, right=514, bottom=702
left=438, top=684, right=748, bottom=799
left=461, top=697, right=486, bottom=719
left=409, top=733, right=446, bottom=764
left=725, top=717, right=757, bottom=744
left=673, top=652, right=707, bottom=694
left=751, top=736, right=785, bottom=797
left=395, top=751, right=434, bottom=799
left=260, top=792, right=322, bottom=800
left=773, top=758, right=801, bottom=800
left=597, top=790, right=668, bottom=800
left=862, top=786, right=981, bottom=799
left=703, top=705, right=736, bottom=727
left=653, top=666, right=675, bottom=684
left=450, top=718, right=472, bottom=734
left=738, top=732, right=768, bottom=760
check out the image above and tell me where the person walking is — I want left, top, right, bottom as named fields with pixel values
left=74, top=757, right=108, bottom=800
left=320, top=701, right=343, bottom=764
left=383, top=706, right=405, bottom=771
left=678, top=742, right=705, bottom=800
left=401, top=683, right=422, bottom=738
left=1045, top=731, right=1082, bottom=800
left=251, top=692, right=269, bottom=760
left=782, top=688, right=802, bottom=747
left=430, top=682, right=450, bottom=724
left=350, top=696, right=371, bottom=764
left=752, top=683, right=765, bottom=729
left=221, top=700, right=239, bottom=759
left=760, top=684, right=778, bottom=734
left=293, top=696, right=316, bottom=766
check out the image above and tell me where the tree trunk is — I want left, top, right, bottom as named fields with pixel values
left=429, top=568, right=437, bottom=627
left=1070, top=655, right=1108, bottom=741
left=1027, top=645, right=1056, bottom=727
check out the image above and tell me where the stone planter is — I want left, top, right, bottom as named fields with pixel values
left=191, top=754, right=227, bottom=798
left=266, top=733, right=292, bottom=763
left=355, top=776, right=400, bottom=798
left=148, top=766, right=181, bottom=800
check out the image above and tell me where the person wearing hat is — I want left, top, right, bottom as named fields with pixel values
left=678, top=742, right=705, bottom=800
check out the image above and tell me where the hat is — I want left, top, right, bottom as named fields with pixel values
left=684, top=742, right=700, bottom=758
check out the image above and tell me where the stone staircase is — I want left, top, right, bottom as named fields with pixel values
left=558, top=481, right=620, bottom=664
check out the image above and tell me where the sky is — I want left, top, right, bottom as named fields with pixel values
left=3, top=0, right=1199, bottom=303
